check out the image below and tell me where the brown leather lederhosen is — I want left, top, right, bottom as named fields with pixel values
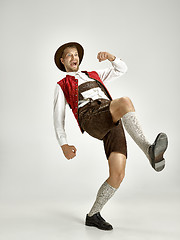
left=78, top=81, right=127, bottom=159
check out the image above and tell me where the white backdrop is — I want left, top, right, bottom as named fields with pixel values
left=0, top=0, right=179, bottom=205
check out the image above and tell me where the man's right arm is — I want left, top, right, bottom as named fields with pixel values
left=53, top=84, right=77, bottom=160
left=53, top=84, right=68, bottom=146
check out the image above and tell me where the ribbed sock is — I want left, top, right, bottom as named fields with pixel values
left=88, top=181, right=117, bottom=217
left=122, top=112, right=151, bottom=157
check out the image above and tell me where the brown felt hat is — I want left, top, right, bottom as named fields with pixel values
left=54, top=42, right=84, bottom=72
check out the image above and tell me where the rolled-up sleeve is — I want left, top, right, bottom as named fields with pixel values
left=53, top=84, right=68, bottom=146
left=96, top=58, right=128, bottom=82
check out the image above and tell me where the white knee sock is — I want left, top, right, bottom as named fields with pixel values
left=122, top=112, right=151, bottom=157
left=88, top=181, right=117, bottom=217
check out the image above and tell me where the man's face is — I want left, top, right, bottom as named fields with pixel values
left=60, top=47, right=80, bottom=72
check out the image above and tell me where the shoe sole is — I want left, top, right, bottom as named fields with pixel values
left=85, top=222, right=113, bottom=230
left=153, top=133, right=168, bottom=172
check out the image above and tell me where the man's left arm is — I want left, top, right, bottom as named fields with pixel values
left=96, top=52, right=128, bottom=82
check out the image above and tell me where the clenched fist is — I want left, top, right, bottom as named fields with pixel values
left=61, top=144, right=77, bottom=160
left=97, top=52, right=116, bottom=62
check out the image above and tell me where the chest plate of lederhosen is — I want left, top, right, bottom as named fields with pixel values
left=78, top=80, right=110, bottom=101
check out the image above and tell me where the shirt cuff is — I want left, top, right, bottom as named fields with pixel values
left=112, top=57, right=123, bottom=65
left=111, top=57, right=128, bottom=73
left=58, top=137, right=68, bottom=147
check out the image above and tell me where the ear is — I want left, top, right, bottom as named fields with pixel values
left=60, top=58, right=64, bottom=65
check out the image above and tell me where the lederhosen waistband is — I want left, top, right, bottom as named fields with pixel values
left=78, top=81, right=111, bottom=114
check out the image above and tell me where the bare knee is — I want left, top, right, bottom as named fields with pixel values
left=119, top=97, right=134, bottom=109
left=110, top=172, right=125, bottom=188
left=110, top=97, right=135, bottom=121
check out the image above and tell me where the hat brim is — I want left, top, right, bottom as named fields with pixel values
left=54, top=42, right=84, bottom=72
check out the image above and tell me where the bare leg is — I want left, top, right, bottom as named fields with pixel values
left=107, top=152, right=126, bottom=189
left=88, top=152, right=126, bottom=217
left=86, top=152, right=126, bottom=230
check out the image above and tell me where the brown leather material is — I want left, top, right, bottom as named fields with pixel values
left=78, top=98, right=127, bottom=159
left=103, top=121, right=127, bottom=159
left=78, top=98, right=118, bottom=139
left=78, top=81, right=127, bottom=159
left=78, top=91, right=84, bottom=101
left=78, top=80, right=111, bottom=102
left=78, top=81, right=100, bottom=93
left=78, top=81, right=99, bottom=101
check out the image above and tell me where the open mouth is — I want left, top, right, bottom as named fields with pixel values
left=71, top=62, right=78, bottom=67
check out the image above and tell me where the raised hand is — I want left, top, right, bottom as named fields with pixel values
left=97, top=52, right=116, bottom=62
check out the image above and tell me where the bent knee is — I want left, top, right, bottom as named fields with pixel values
left=119, top=97, right=132, bottom=106
left=111, top=172, right=125, bottom=186
left=118, top=97, right=135, bottom=113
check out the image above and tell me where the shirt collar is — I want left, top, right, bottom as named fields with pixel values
left=65, top=70, right=81, bottom=77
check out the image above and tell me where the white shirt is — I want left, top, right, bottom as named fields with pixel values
left=53, top=58, right=128, bottom=147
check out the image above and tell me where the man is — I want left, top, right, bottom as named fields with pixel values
left=53, top=42, right=168, bottom=231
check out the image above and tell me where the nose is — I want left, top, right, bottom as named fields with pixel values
left=69, top=55, right=74, bottom=61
